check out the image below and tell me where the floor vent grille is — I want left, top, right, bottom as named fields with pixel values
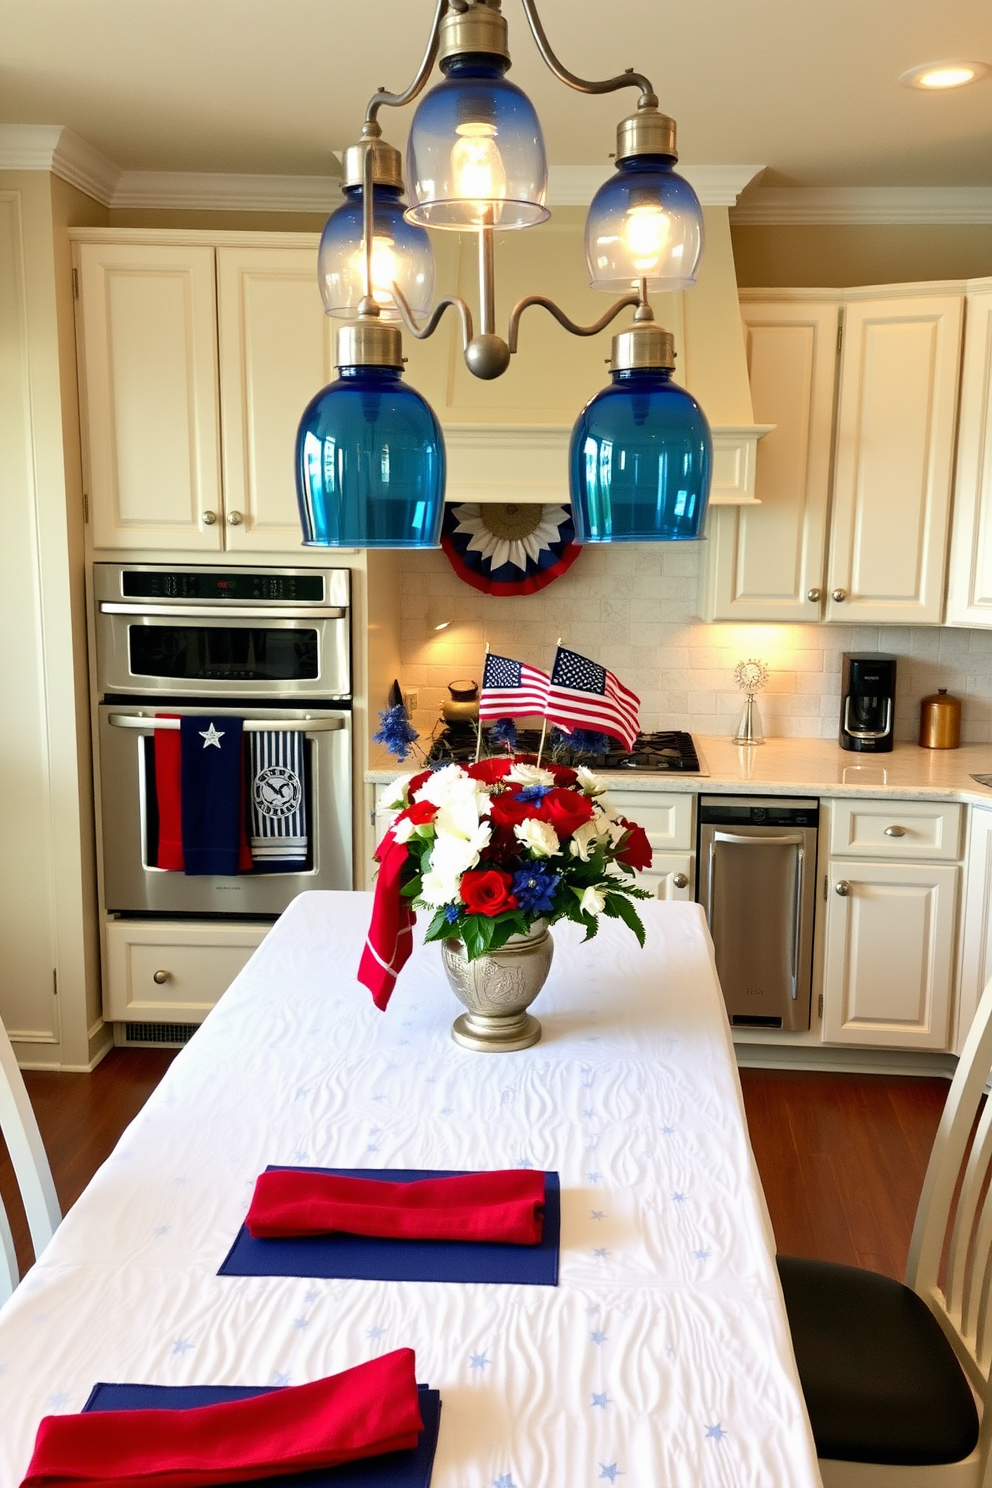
left=123, top=1021, right=198, bottom=1046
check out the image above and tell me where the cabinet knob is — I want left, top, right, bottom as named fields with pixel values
left=835, top=881, right=851, bottom=897
left=202, top=510, right=217, bottom=526
left=807, top=588, right=822, bottom=603
left=672, top=873, right=689, bottom=889
left=152, top=969, right=171, bottom=985
left=884, top=825, right=907, bottom=837
left=831, top=588, right=847, bottom=602
left=227, top=510, right=244, bottom=526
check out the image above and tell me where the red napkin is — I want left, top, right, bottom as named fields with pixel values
left=358, top=827, right=416, bottom=1010
left=154, top=717, right=252, bottom=873
left=246, top=1169, right=546, bottom=1245
left=20, top=1348, right=422, bottom=1488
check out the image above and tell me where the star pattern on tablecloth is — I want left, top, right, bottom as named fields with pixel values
left=693, top=1247, right=711, bottom=1262
left=294, top=1087, right=310, bottom=1100
left=586, top=1171, right=601, bottom=1183
left=660, top=1124, right=676, bottom=1136
left=469, top=1352, right=491, bottom=1370
left=590, top=1330, right=607, bottom=1346
left=493, top=1475, right=517, bottom=1488
left=171, top=1338, right=195, bottom=1355
left=46, top=1390, right=71, bottom=1409
left=367, top=1325, right=386, bottom=1341
left=592, top=1247, right=610, bottom=1259
left=671, top=1192, right=686, bottom=1204
left=599, top=1464, right=622, bottom=1482
left=591, top=1210, right=606, bottom=1221
left=705, top=1424, right=727, bottom=1442
left=582, top=1108, right=595, bottom=1119
left=272, top=1371, right=291, bottom=1386
left=151, top=1225, right=171, bottom=1238
left=292, top=1316, right=311, bottom=1331
left=591, top=1392, right=611, bottom=1409
left=304, top=1288, right=319, bottom=1304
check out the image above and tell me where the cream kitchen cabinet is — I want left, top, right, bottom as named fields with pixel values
left=74, top=235, right=333, bottom=552
left=944, top=286, right=992, bottom=627
left=608, top=789, right=695, bottom=901
left=701, top=285, right=964, bottom=625
left=820, top=798, right=963, bottom=1050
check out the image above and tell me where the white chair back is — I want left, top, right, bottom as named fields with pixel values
left=0, top=1017, right=60, bottom=1303
left=906, top=975, right=992, bottom=1483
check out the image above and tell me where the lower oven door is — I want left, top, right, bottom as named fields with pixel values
left=99, top=703, right=352, bottom=916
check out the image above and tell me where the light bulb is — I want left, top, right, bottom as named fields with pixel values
left=622, top=204, right=672, bottom=276
left=347, top=235, right=402, bottom=310
left=451, top=121, right=507, bottom=212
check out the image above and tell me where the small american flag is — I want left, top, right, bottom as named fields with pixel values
left=547, top=646, right=640, bottom=751
left=479, top=653, right=551, bottom=721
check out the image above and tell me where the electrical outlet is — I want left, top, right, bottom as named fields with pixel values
left=405, top=689, right=419, bottom=713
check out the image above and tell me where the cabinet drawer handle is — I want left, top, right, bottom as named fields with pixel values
left=672, top=873, right=689, bottom=889
left=227, top=510, right=244, bottom=526
left=202, top=510, right=217, bottom=526
left=835, top=881, right=851, bottom=897
left=884, top=825, right=907, bottom=838
left=807, top=588, right=822, bottom=602
left=831, top=588, right=847, bottom=602
left=152, top=969, right=171, bottom=984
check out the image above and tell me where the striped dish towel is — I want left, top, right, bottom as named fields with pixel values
left=249, top=731, right=307, bottom=866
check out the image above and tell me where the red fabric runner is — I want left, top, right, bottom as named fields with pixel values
left=20, top=1349, right=423, bottom=1488
left=358, top=828, right=415, bottom=1011
left=245, top=1169, right=546, bottom=1245
left=154, top=717, right=252, bottom=872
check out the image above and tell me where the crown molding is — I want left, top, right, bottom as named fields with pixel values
left=112, top=170, right=342, bottom=212
left=0, top=124, right=121, bottom=204
left=548, top=163, right=764, bottom=208
left=732, top=186, right=992, bottom=225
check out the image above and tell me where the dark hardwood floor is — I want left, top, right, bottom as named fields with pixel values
left=1, top=1051, right=949, bottom=1284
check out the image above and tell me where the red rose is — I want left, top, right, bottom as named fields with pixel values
left=550, top=764, right=578, bottom=787
left=461, top=868, right=518, bottom=917
left=396, top=799, right=437, bottom=826
left=489, top=793, right=533, bottom=829
left=541, top=787, right=595, bottom=839
left=466, top=758, right=513, bottom=784
left=616, top=818, right=653, bottom=872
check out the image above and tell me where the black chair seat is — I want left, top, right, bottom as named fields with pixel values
left=777, top=1255, right=980, bottom=1466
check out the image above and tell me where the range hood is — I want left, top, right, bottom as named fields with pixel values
left=426, top=193, right=771, bottom=508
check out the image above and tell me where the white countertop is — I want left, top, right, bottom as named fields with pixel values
left=367, top=736, right=992, bottom=805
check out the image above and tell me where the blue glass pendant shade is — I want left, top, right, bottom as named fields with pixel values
left=296, top=367, right=445, bottom=548
left=585, top=156, right=704, bottom=293
left=318, top=185, right=435, bottom=321
left=405, top=55, right=549, bottom=230
left=569, top=368, right=712, bottom=542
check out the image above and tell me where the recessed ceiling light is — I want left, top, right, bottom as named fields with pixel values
left=899, top=60, right=991, bottom=90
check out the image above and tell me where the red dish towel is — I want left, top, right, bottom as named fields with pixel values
left=245, top=1169, right=546, bottom=1246
left=358, top=827, right=415, bottom=1011
left=20, top=1348, right=422, bottom=1488
left=154, top=716, right=252, bottom=873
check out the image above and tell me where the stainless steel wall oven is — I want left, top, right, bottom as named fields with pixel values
left=94, top=564, right=354, bottom=917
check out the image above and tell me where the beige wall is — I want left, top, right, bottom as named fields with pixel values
left=732, top=223, right=992, bottom=288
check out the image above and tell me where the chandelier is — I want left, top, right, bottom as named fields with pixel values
left=296, top=0, right=712, bottom=549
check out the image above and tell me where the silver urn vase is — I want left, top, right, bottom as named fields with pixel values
left=441, top=920, right=553, bottom=1052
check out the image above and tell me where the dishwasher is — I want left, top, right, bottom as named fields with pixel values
left=697, top=796, right=819, bottom=1031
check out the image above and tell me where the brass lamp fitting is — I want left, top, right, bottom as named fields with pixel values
left=341, top=138, right=405, bottom=192
left=616, top=105, right=678, bottom=163
left=438, top=0, right=510, bottom=65
left=336, top=318, right=404, bottom=369
left=610, top=323, right=676, bottom=372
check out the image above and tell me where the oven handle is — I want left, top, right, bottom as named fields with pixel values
left=99, top=603, right=346, bottom=620
left=108, top=714, right=345, bottom=733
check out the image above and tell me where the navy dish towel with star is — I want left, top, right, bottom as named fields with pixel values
left=180, top=716, right=245, bottom=875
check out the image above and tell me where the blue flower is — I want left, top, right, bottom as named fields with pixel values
left=373, top=704, right=419, bottom=763
left=510, top=865, right=560, bottom=914
left=489, top=717, right=517, bottom=748
left=514, top=784, right=553, bottom=803
left=444, top=904, right=460, bottom=924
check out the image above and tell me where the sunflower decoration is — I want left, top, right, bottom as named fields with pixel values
left=441, top=501, right=581, bottom=596
left=734, top=658, right=769, bottom=695
left=732, top=658, right=769, bottom=745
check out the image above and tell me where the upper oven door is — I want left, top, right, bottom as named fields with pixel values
left=94, top=564, right=351, bottom=699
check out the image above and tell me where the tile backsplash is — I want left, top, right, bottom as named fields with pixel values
left=396, top=542, right=992, bottom=750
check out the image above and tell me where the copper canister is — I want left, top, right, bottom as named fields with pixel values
left=919, top=688, right=961, bottom=749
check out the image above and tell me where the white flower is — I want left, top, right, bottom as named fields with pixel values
left=430, top=823, right=491, bottom=878
left=415, top=764, right=491, bottom=815
left=569, top=815, right=612, bottom=861
left=507, top=762, right=555, bottom=787
left=381, top=774, right=414, bottom=810
left=513, top=818, right=561, bottom=858
left=434, top=795, right=488, bottom=845
left=391, top=815, right=417, bottom=845
left=576, top=765, right=607, bottom=797
left=579, top=885, right=606, bottom=917
left=419, top=869, right=462, bottom=908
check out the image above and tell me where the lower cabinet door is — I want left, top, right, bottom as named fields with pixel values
left=821, top=860, right=959, bottom=1048
left=635, top=853, right=694, bottom=901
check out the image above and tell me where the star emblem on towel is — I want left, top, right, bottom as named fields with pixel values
left=199, top=722, right=225, bottom=749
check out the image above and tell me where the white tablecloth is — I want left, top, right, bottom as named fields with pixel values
left=0, top=893, right=821, bottom=1488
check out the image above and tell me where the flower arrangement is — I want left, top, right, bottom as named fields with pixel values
left=381, top=756, right=653, bottom=962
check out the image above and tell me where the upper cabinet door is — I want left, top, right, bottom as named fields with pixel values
left=826, top=294, right=964, bottom=625
left=216, top=248, right=335, bottom=552
left=945, top=290, right=992, bottom=627
left=699, top=300, right=838, bottom=622
left=77, top=243, right=222, bottom=550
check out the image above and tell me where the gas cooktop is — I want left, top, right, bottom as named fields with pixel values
left=427, top=726, right=707, bottom=775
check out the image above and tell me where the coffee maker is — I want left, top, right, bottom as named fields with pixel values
left=840, top=654, right=897, bottom=753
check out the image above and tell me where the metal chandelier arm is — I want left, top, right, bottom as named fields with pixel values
left=517, top=0, right=658, bottom=109
left=391, top=284, right=476, bottom=349
left=506, top=292, right=641, bottom=354
left=364, top=0, right=449, bottom=130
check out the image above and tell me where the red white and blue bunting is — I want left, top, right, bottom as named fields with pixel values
left=441, top=501, right=581, bottom=596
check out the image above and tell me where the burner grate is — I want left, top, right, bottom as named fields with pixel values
left=426, top=726, right=701, bottom=774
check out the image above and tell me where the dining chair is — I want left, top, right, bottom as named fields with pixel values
left=0, top=1014, right=60, bottom=1303
left=777, top=974, right=992, bottom=1487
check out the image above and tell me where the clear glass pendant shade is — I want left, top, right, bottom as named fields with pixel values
left=405, top=56, right=549, bottom=230
left=296, top=366, right=446, bottom=548
left=569, top=368, right=712, bottom=541
left=585, top=157, right=704, bottom=293
left=318, top=185, right=435, bottom=321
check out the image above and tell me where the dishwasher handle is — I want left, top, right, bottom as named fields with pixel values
left=706, top=831, right=806, bottom=998
left=712, top=831, right=806, bottom=847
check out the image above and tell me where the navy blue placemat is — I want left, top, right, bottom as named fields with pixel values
left=218, top=1167, right=560, bottom=1286
left=82, top=1381, right=441, bottom=1488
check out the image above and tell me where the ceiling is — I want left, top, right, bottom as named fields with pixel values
left=1, top=0, right=990, bottom=187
